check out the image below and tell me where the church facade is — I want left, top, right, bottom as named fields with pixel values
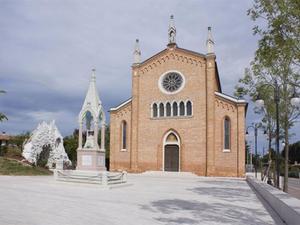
left=109, top=16, right=247, bottom=177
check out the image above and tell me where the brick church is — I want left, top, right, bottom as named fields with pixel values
left=109, top=16, right=247, bottom=177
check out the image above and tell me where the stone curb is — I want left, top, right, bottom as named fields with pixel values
left=247, top=176, right=300, bottom=225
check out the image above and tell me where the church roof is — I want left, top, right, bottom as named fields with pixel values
left=110, top=98, right=132, bottom=111
left=215, top=92, right=248, bottom=115
left=0, top=133, right=10, bottom=141
left=134, top=45, right=222, bottom=92
left=136, top=46, right=207, bottom=67
left=215, top=92, right=246, bottom=103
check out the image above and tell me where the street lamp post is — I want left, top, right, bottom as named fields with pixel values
left=246, top=123, right=260, bottom=178
left=255, top=80, right=300, bottom=189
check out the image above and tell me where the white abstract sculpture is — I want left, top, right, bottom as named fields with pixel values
left=22, top=120, right=71, bottom=168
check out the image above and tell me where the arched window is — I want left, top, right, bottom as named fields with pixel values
left=186, top=101, right=192, bottom=116
left=166, top=103, right=171, bottom=117
left=173, top=102, right=178, bottom=116
left=121, top=121, right=127, bottom=150
left=224, top=117, right=230, bottom=150
left=153, top=103, right=158, bottom=117
left=159, top=103, right=164, bottom=117
left=179, top=101, right=185, bottom=116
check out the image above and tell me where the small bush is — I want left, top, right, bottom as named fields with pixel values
left=5, top=147, right=22, bottom=159
left=0, top=146, right=8, bottom=156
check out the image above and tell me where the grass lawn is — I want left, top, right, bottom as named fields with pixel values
left=0, top=157, right=52, bottom=175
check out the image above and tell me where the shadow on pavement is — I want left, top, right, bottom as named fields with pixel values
left=141, top=198, right=275, bottom=225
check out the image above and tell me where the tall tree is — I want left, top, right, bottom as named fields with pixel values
left=0, top=90, right=7, bottom=122
left=237, top=0, right=300, bottom=192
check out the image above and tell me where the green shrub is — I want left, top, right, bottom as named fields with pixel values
left=36, top=145, right=51, bottom=168
left=0, top=146, right=8, bottom=156
left=5, top=147, right=22, bottom=159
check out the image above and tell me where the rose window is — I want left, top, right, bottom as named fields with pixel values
left=162, top=72, right=183, bottom=92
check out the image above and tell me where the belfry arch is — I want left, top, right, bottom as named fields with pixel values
left=163, top=130, right=180, bottom=172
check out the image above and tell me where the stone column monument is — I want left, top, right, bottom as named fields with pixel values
left=76, top=69, right=106, bottom=171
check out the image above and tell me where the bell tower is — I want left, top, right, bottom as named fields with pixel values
left=77, top=69, right=106, bottom=171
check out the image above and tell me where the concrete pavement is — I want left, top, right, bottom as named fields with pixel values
left=0, top=174, right=284, bottom=225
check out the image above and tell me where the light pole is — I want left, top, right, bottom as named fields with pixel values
left=255, top=81, right=300, bottom=189
left=246, top=123, right=261, bottom=178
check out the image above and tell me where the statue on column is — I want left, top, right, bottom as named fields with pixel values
left=168, top=15, right=176, bottom=44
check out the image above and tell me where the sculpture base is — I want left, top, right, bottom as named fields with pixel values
left=76, top=149, right=106, bottom=171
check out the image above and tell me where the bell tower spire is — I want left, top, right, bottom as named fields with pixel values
left=206, top=26, right=215, bottom=54
left=133, top=39, right=141, bottom=64
left=168, top=15, right=176, bottom=45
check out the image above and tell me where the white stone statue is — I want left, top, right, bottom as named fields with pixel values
left=206, top=27, right=215, bottom=54
left=168, top=15, right=176, bottom=44
left=77, top=69, right=106, bottom=171
left=22, top=120, right=71, bottom=168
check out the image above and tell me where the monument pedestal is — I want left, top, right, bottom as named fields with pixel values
left=76, top=149, right=106, bottom=171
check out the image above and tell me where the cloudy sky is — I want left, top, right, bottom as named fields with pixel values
left=0, top=0, right=299, bottom=154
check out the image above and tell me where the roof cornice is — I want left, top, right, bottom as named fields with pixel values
left=110, top=98, right=132, bottom=111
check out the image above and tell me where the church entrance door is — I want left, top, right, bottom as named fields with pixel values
left=164, top=144, right=179, bottom=171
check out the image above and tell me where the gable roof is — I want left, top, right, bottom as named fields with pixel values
left=136, top=45, right=206, bottom=67
left=134, top=45, right=222, bottom=92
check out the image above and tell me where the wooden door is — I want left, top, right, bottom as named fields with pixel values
left=164, top=145, right=179, bottom=171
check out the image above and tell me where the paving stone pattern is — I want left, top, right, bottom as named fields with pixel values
left=0, top=174, right=283, bottom=225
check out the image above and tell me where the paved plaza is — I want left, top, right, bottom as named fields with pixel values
left=0, top=173, right=283, bottom=225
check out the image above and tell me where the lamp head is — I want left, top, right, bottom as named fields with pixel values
left=255, top=94, right=265, bottom=109
left=291, top=90, right=300, bottom=107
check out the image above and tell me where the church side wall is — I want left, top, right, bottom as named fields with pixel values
left=206, top=54, right=217, bottom=176
left=214, top=97, right=245, bottom=177
left=109, top=103, right=132, bottom=171
left=237, top=104, right=246, bottom=177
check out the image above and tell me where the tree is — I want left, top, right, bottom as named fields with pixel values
left=10, top=132, right=31, bottom=148
left=282, top=141, right=300, bottom=164
left=0, top=90, right=7, bottom=122
left=64, top=129, right=79, bottom=167
left=237, top=0, right=300, bottom=192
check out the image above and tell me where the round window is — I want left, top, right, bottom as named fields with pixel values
left=160, top=72, right=184, bottom=94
